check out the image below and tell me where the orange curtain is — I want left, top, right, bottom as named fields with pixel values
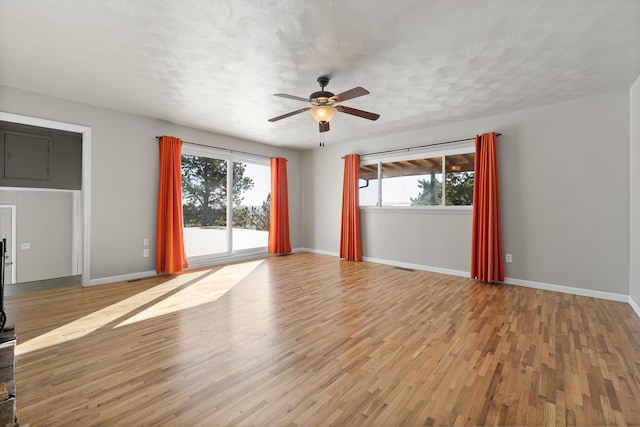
left=471, top=132, right=504, bottom=283
left=268, top=157, right=292, bottom=254
left=340, top=154, right=362, bottom=261
left=156, top=135, right=188, bottom=274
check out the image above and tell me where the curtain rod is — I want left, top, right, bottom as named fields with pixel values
left=155, top=136, right=273, bottom=160
left=346, top=132, right=501, bottom=159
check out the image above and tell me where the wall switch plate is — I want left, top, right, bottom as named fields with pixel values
left=505, top=254, right=512, bottom=263
left=143, top=238, right=149, bottom=246
left=21, top=243, right=30, bottom=250
left=143, top=249, right=149, bottom=257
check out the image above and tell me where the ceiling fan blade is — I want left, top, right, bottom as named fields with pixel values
left=336, top=105, right=380, bottom=121
left=268, top=107, right=311, bottom=122
left=332, top=87, right=369, bottom=102
left=319, top=121, right=330, bottom=133
left=274, top=93, right=309, bottom=102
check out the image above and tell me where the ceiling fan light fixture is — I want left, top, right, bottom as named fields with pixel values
left=309, top=105, right=337, bottom=122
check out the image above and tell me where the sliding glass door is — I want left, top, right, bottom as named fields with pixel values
left=181, top=145, right=270, bottom=263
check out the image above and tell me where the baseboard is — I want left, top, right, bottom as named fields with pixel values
left=504, top=277, right=629, bottom=303
left=300, top=249, right=468, bottom=277
left=88, top=270, right=157, bottom=287
left=186, top=251, right=270, bottom=270
left=362, top=256, right=470, bottom=278
left=299, top=247, right=339, bottom=257
left=629, top=295, right=640, bottom=318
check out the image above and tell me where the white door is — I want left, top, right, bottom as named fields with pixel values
left=0, top=207, right=16, bottom=285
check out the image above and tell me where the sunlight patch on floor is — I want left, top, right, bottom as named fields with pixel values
left=16, top=260, right=264, bottom=355
left=116, top=260, right=263, bottom=327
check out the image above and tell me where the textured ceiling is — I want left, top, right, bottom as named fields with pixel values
left=1, top=0, right=639, bottom=150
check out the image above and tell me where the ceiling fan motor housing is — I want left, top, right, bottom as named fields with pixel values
left=309, top=90, right=335, bottom=105
left=310, top=76, right=335, bottom=105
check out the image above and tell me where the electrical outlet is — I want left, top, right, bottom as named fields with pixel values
left=505, top=254, right=512, bottom=263
left=143, top=238, right=149, bottom=246
left=143, top=249, right=149, bottom=257
left=21, top=243, right=30, bottom=250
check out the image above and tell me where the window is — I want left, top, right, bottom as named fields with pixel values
left=181, top=145, right=270, bottom=261
left=359, top=149, right=475, bottom=207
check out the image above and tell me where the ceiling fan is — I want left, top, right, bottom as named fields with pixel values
left=268, top=76, right=380, bottom=135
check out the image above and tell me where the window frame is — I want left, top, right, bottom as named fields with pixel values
left=359, top=142, right=475, bottom=212
left=181, top=144, right=270, bottom=265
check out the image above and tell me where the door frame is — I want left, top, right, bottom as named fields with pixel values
left=0, top=112, right=91, bottom=287
left=0, top=205, right=16, bottom=284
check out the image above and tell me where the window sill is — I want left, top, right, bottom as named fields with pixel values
left=359, top=206, right=472, bottom=215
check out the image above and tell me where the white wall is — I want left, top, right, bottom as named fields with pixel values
left=303, top=91, right=631, bottom=296
left=0, top=85, right=303, bottom=283
left=0, top=189, right=74, bottom=282
left=630, top=75, right=640, bottom=307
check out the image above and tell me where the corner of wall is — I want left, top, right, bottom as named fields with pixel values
left=629, top=295, right=640, bottom=318
left=629, top=73, right=640, bottom=306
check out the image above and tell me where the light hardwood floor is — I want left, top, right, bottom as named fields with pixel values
left=5, top=252, right=640, bottom=426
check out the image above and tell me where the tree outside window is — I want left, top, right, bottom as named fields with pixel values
left=360, top=152, right=475, bottom=207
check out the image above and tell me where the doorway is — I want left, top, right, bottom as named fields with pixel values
left=0, top=112, right=91, bottom=287
left=0, top=205, right=16, bottom=284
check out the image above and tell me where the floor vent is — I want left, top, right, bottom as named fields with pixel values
left=394, top=266, right=415, bottom=272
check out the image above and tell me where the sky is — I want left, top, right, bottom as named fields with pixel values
left=240, top=162, right=271, bottom=206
